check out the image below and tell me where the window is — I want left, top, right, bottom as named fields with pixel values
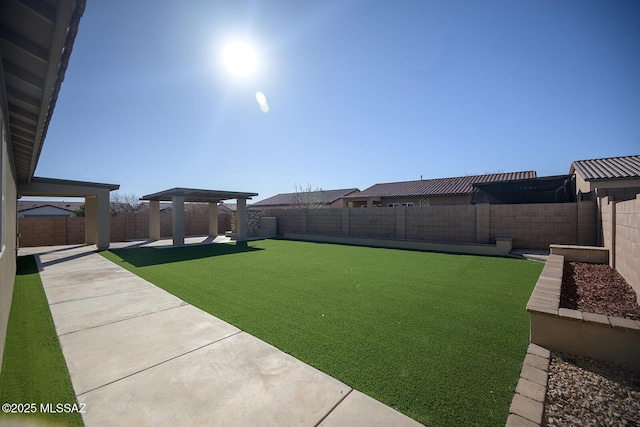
left=388, top=203, right=414, bottom=207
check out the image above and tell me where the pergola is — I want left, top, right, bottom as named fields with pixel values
left=18, top=177, right=120, bottom=250
left=140, top=188, right=258, bottom=246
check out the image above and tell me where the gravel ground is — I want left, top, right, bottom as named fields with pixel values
left=544, top=352, right=640, bottom=426
left=544, top=262, right=640, bottom=426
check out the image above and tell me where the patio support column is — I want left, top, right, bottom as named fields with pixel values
left=85, top=190, right=111, bottom=250
left=96, top=189, right=112, bottom=250
left=236, top=198, right=247, bottom=241
left=208, top=202, right=219, bottom=237
left=85, top=196, right=97, bottom=246
left=172, top=195, right=185, bottom=246
left=149, top=200, right=160, bottom=240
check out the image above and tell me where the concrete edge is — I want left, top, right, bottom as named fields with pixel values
left=506, top=343, right=551, bottom=427
left=283, top=233, right=513, bottom=256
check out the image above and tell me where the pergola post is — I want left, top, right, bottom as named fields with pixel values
left=208, top=202, right=219, bottom=237
left=149, top=200, right=160, bottom=240
left=172, top=195, right=185, bottom=246
left=236, top=198, right=247, bottom=241
left=85, top=196, right=97, bottom=245
left=84, top=189, right=111, bottom=250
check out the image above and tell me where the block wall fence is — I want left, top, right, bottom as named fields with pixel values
left=18, top=212, right=232, bottom=247
left=600, top=194, right=640, bottom=300
left=264, top=201, right=598, bottom=250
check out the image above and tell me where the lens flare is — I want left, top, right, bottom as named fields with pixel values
left=255, top=91, right=269, bottom=113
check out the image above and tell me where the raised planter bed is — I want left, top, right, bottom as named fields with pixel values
left=526, top=253, right=640, bottom=370
left=508, top=249, right=640, bottom=426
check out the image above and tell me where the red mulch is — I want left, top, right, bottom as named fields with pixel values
left=560, top=262, right=640, bottom=321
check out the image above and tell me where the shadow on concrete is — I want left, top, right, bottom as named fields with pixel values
left=19, top=245, right=99, bottom=270
left=16, top=255, right=39, bottom=275
left=108, top=241, right=262, bottom=267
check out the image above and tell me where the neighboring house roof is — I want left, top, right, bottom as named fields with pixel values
left=18, top=201, right=83, bottom=213
left=570, top=155, right=640, bottom=181
left=136, top=201, right=173, bottom=212
left=348, top=171, right=537, bottom=199
left=219, top=203, right=236, bottom=212
left=252, top=188, right=360, bottom=207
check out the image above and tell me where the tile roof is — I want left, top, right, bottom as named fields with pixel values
left=571, top=155, right=640, bottom=181
left=252, top=188, right=359, bottom=206
left=348, top=171, right=537, bottom=198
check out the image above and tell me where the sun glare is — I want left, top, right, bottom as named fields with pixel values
left=222, top=40, right=258, bottom=77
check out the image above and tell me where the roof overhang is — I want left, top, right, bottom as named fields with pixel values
left=1, top=0, right=86, bottom=184
left=141, top=188, right=259, bottom=203
left=17, top=176, right=119, bottom=198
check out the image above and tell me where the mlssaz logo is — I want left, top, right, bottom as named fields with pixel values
left=40, top=403, right=87, bottom=413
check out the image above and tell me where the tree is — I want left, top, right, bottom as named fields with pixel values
left=293, top=183, right=325, bottom=209
left=110, top=191, right=141, bottom=214
left=184, top=202, right=209, bottom=214
left=73, top=204, right=85, bottom=217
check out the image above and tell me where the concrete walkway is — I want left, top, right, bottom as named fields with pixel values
left=20, top=243, right=423, bottom=427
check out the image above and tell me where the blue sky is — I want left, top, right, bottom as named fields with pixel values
left=37, top=0, right=640, bottom=202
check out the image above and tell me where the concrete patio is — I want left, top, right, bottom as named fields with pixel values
left=19, top=243, right=422, bottom=426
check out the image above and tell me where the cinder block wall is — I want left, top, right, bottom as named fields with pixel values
left=19, top=212, right=233, bottom=246
left=609, top=195, right=640, bottom=301
left=186, top=212, right=208, bottom=236
left=266, top=202, right=598, bottom=249
left=349, top=208, right=396, bottom=238
left=308, top=209, right=342, bottom=234
left=405, top=206, right=476, bottom=242
left=265, top=209, right=306, bottom=235
left=489, top=202, right=596, bottom=249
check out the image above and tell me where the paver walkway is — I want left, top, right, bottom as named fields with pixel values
left=20, top=243, right=423, bottom=426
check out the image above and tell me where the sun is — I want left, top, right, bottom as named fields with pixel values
left=222, top=40, right=258, bottom=77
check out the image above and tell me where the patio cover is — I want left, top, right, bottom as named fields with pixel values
left=140, top=188, right=258, bottom=245
left=18, top=177, right=120, bottom=250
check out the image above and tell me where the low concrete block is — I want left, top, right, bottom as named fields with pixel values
left=506, top=413, right=539, bottom=427
left=519, top=364, right=547, bottom=387
left=549, top=244, right=609, bottom=264
left=515, top=378, right=546, bottom=403
left=509, top=394, right=544, bottom=425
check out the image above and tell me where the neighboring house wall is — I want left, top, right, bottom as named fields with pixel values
left=0, top=112, right=18, bottom=375
left=348, top=195, right=471, bottom=208
left=576, top=173, right=640, bottom=200
left=600, top=194, right=640, bottom=302
left=385, top=195, right=470, bottom=206
left=264, top=201, right=598, bottom=249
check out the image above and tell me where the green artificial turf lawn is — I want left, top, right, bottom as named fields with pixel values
left=0, top=255, right=84, bottom=426
left=102, top=239, right=543, bottom=426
